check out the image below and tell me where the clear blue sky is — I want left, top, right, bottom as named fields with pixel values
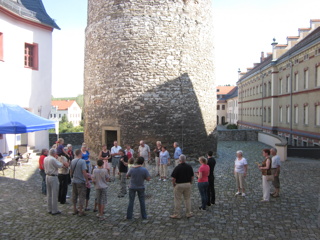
left=42, top=0, right=320, bottom=97
left=42, top=0, right=87, bottom=29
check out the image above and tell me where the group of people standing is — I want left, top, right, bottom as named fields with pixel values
left=39, top=138, right=281, bottom=220
left=39, top=138, right=218, bottom=220
left=234, top=147, right=281, bottom=202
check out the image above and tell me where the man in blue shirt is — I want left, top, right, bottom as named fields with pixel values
left=173, top=142, right=182, bottom=167
left=126, top=157, right=151, bottom=220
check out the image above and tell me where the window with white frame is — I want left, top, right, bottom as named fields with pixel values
left=316, top=105, right=320, bottom=126
left=303, top=105, right=308, bottom=125
left=286, top=76, right=290, bottom=93
left=263, top=108, right=266, bottom=122
left=279, top=78, right=282, bottom=94
left=294, top=73, right=299, bottom=92
left=294, top=106, right=298, bottom=124
left=268, top=82, right=272, bottom=96
left=279, top=107, right=283, bottom=122
left=316, top=66, right=320, bottom=87
left=268, top=107, right=271, bottom=122
left=286, top=107, right=290, bottom=124
left=304, top=70, right=309, bottom=89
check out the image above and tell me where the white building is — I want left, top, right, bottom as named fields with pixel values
left=50, top=100, right=82, bottom=126
left=226, top=87, right=238, bottom=125
left=0, top=0, right=60, bottom=153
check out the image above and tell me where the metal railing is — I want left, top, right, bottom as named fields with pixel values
left=0, top=0, right=37, bottom=20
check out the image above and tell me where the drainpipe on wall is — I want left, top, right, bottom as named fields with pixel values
left=261, top=70, right=264, bottom=128
left=238, top=68, right=242, bottom=126
left=289, top=59, right=293, bottom=146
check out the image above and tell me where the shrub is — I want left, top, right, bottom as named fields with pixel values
left=226, top=124, right=238, bottom=129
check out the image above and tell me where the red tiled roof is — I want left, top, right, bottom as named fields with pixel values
left=51, top=100, right=75, bottom=110
left=299, top=28, right=311, bottom=31
left=217, top=86, right=237, bottom=95
left=275, top=44, right=288, bottom=48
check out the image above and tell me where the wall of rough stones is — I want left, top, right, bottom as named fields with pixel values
left=218, top=130, right=260, bottom=141
left=84, top=0, right=216, bottom=157
left=49, top=133, right=84, bottom=147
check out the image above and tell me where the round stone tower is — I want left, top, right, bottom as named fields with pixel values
left=84, top=0, right=217, bottom=157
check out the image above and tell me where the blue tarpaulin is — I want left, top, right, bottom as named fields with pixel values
left=0, top=103, right=55, bottom=134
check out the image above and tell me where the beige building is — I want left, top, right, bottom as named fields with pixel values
left=217, top=86, right=237, bottom=125
left=226, top=88, right=238, bottom=125
left=237, top=20, right=320, bottom=146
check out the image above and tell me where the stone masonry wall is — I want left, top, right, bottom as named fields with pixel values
left=49, top=133, right=84, bottom=148
left=218, top=130, right=261, bottom=141
left=84, top=0, right=216, bottom=157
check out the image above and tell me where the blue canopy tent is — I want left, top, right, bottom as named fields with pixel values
left=0, top=103, right=56, bottom=178
left=0, top=103, right=55, bottom=134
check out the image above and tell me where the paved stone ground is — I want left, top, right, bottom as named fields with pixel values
left=0, top=141, right=319, bottom=240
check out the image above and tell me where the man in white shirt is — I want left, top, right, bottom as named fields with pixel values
left=44, top=148, right=69, bottom=215
left=138, top=140, right=150, bottom=167
left=270, top=148, right=281, bottom=197
left=111, top=141, right=122, bottom=179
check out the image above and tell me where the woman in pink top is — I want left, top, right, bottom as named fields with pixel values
left=196, top=156, right=210, bottom=210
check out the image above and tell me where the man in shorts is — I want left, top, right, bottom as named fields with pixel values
left=270, top=148, right=281, bottom=197
left=92, top=159, right=109, bottom=220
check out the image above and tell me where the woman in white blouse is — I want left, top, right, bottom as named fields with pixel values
left=234, top=150, right=248, bottom=197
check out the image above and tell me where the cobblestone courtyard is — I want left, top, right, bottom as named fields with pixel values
left=0, top=141, right=319, bottom=240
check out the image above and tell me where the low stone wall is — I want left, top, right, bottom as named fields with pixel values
left=258, top=132, right=287, bottom=161
left=218, top=129, right=260, bottom=141
left=49, top=133, right=84, bottom=147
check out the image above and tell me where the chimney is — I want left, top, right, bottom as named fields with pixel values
left=298, top=28, right=311, bottom=39
left=310, top=19, right=320, bottom=30
left=239, top=72, right=246, bottom=78
left=286, top=36, right=299, bottom=49
left=246, top=67, right=253, bottom=73
left=260, top=52, right=265, bottom=63
left=271, top=38, right=288, bottom=61
left=271, top=38, right=278, bottom=61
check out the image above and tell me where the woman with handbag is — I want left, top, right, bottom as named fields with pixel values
left=258, top=149, right=273, bottom=202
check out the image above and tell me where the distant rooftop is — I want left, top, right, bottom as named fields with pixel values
left=216, top=86, right=237, bottom=95
left=218, top=86, right=238, bottom=102
left=0, top=0, right=60, bottom=29
left=51, top=100, right=76, bottom=110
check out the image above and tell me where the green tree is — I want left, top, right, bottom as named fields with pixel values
left=61, top=115, right=68, bottom=123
